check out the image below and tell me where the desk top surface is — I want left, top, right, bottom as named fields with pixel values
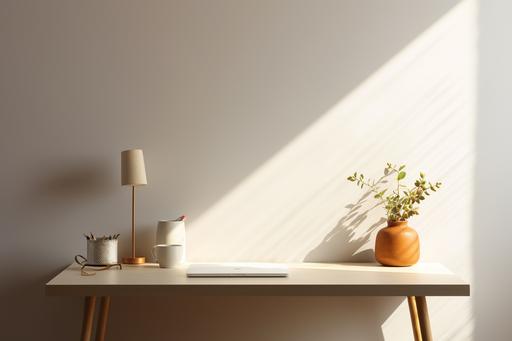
left=46, top=262, right=469, bottom=297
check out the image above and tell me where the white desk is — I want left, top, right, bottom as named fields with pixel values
left=46, top=262, right=469, bottom=341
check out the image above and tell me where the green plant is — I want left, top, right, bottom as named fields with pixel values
left=347, top=163, right=442, bottom=222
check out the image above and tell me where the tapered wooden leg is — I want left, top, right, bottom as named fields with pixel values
left=407, top=296, right=422, bottom=341
left=416, top=296, right=433, bottom=341
left=95, top=296, right=111, bottom=341
left=81, top=296, right=97, bottom=341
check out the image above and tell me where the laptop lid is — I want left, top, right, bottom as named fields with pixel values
left=186, top=263, right=289, bottom=277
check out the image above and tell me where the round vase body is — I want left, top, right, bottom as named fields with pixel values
left=375, top=220, right=420, bottom=266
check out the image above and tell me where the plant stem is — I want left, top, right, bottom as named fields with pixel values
left=359, top=179, right=386, bottom=205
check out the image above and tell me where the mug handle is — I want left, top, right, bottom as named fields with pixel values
left=152, top=245, right=158, bottom=262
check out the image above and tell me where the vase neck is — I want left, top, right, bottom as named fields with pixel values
left=387, top=220, right=408, bottom=228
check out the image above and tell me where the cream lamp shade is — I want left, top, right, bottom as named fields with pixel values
left=121, top=149, right=147, bottom=186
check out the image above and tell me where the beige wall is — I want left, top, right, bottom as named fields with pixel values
left=475, top=0, right=512, bottom=340
left=0, top=1, right=476, bottom=340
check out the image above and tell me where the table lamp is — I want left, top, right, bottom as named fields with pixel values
left=121, top=149, right=147, bottom=264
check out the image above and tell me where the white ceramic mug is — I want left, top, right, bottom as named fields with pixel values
left=156, top=220, right=186, bottom=262
left=152, top=244, right=183, bottom=268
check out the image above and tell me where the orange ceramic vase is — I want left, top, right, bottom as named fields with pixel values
left=375, top=220, right=420, bottom=266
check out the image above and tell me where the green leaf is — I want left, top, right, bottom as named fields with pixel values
left=374, top=190, right=387, bottom=199
left=420, top=172, right=425, bottom=178
left=397, top=171, right=406, bottom=180
left=399, top=165, right=406, bottom=171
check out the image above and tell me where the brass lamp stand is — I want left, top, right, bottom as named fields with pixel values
left=121, top=149, right=147, bottom=265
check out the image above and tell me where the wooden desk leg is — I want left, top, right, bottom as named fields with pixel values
left=407, top=296, right=422, bottom=341
left=95, top=296, right=111, bottom=341
left=416, top=296, right=433, bottom=341
left=81, top=296, right=97, bottom=341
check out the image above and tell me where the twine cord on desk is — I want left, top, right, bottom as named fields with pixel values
left=74, top=255, right=122, bottom=276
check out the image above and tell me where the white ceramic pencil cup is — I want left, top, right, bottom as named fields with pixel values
left=86, top=239, right=118, bottom=265
left=156, top=220, right=186, bottom=262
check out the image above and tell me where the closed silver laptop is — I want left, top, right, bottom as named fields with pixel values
left=187, top=263, right=289, bottom=277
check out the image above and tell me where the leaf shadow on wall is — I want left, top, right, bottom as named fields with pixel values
left=304, top=177, right=388, bottom=263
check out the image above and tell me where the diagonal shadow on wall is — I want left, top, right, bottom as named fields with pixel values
left=0, top=1, right=464, bottom=340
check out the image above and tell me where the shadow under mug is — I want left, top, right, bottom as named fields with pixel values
left=152, top=244, right=183, bottom=268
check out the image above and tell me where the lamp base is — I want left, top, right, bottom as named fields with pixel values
left=122, top=256, right=146, bottom=265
